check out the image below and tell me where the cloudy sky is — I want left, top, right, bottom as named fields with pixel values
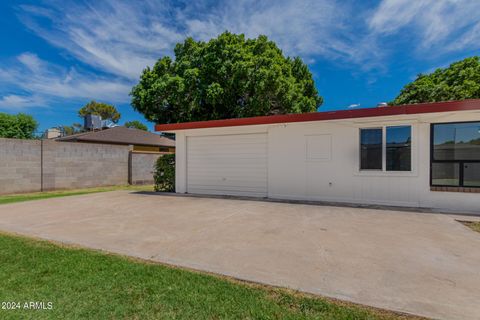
left=1, top=0, right=479, bottom=132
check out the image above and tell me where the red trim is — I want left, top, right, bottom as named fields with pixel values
left=155, top=99, right=480, bottom=131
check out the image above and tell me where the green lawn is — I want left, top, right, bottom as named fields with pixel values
left=461, top=221, right=480, bottom=233
left=0, top=185, right=154, bottom=205
left=0, top=233, right=420, bottom=320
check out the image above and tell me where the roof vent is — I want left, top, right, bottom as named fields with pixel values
left=376, top=102, right=388, bottom=108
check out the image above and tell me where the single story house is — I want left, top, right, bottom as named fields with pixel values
left=57, top=126, right=175, bottom=153
left=156, top=100, right=480, bottom=213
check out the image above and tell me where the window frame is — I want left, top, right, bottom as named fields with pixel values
left=356, top=123, right=415, bottom=176
left=430, top=121, right=480, bottom=188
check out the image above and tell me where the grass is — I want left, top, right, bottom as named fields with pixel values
left=0, top=233, right=422, bottom=320
left=460, top=221, right=480, bottom=233
left=0, top=185, right=154, bottom=205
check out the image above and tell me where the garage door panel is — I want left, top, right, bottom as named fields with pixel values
left=190, top=134, right=266, bottom=141
left=188, top=183, right=267, bottom=190
left=188, top=138, right=266, bottom=146
left=190, top=153, right=267, bottom=161
left=188, top=163, right=267, bottom=167
left=187, top=151, right=267, bottom=156
left=187, top=178, right=267, bottom=186
left=187, top=147, right=267, bottom=154
left=188, top=172, right=267, bottom=179
left=187, top=170, right=267, bottom=177
left=187, top=133, right=268, bottom=197
left=187, top=186, right=266, bottom=197
left=188, top=141, right=267, bottom=148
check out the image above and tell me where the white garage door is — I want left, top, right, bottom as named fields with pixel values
left=186, top=133, right=268, bottom=197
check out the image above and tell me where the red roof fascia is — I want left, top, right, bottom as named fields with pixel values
left=155, top=99, right=480, bottom=132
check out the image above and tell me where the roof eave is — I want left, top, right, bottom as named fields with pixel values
left=58, top=139, right=174, bottom=147
left=155, top=99, right=480, bottom=132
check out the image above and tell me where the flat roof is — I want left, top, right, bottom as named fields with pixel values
left=155, top=99, right=480, bottom=132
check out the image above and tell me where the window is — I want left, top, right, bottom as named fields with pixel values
left=386, top=126, right=412, bottom=171
left=360, top=126, right=412, bottom=171
left=431, top=121, right=480, bottom=187
left=360, top=128, right=382, bottom=170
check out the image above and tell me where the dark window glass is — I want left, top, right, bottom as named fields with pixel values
left=464, top=163, right=480, bottom=187
left=431, top=122, right=480, bottom=187
left=360, top=128, right=382, bottom=170
left=431, top=163, right=460, bottom=186
left=386, top=126, right=411, bottom=171
left=433, top=122, right=480, bottom=161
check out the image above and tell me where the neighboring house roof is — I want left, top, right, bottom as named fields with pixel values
left=57, top=126, right=175, bottom=147
left=155, top=99, right=480, bottom=132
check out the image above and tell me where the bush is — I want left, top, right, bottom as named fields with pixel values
left=154, top=154, right=175, bottom=192
left=0, top=113, right=38, bottom=139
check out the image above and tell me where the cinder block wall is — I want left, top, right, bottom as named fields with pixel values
left=0, top=138, right=132, bottom=194
left=0, top=138, right=42, bottom=194
left=129, top=152, right=166, bottom=185
left=42, top=140, right=130, bottom=191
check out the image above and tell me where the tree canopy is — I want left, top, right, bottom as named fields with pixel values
left=78, top=100, right=121, bottom=123
left=131, top=32, right=322, bottom=124
left=0, top=113, right=38, bottom=139
left=61, top=123, right=83, bottom=136
left=125, top=120, right=148, bottom=131
left=392, top=56, right=480, bottom=105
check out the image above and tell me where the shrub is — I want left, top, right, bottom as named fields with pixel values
left=154, top=154, right=175, bottom=192
left=0, top=113, right=38, bottom=139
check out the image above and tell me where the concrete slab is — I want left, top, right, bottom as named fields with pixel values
left=0, top=191, right=479, bottom=320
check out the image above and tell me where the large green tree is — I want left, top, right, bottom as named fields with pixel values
left=125, top=120, right=148, bottom=131
left=0, top=113, right=38, bottom=139
left=78, top=100, right=121, bottom=123
left=392, top=56, right=480, bottom=105
left=131, top=32, right=322, bottom=123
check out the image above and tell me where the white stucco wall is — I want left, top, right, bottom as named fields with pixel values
left=173, top=110, right=480, bottom=214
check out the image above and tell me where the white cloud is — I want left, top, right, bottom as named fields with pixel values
left=0, top=53, right=132, bottom=107
left=17, top=52, right=44, bottom=73
left=0, top=94, right=46, bottom=111
left=18, top=0, right=184, bottom=80
left=182, top=0, right=357, bottom=60
left=14, top=0, right=480, bottom=77
left=17, top=0, right=371, bottom=79
left=369, top=0, right=480, bottom=51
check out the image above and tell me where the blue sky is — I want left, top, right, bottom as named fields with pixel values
left=1, top=0, right=479, bottom=133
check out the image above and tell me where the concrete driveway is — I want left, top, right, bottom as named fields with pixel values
left=0, top=191, right=479, bottom=320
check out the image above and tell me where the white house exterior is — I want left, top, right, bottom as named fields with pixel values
left=156, top=100, right=480, bottom=214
